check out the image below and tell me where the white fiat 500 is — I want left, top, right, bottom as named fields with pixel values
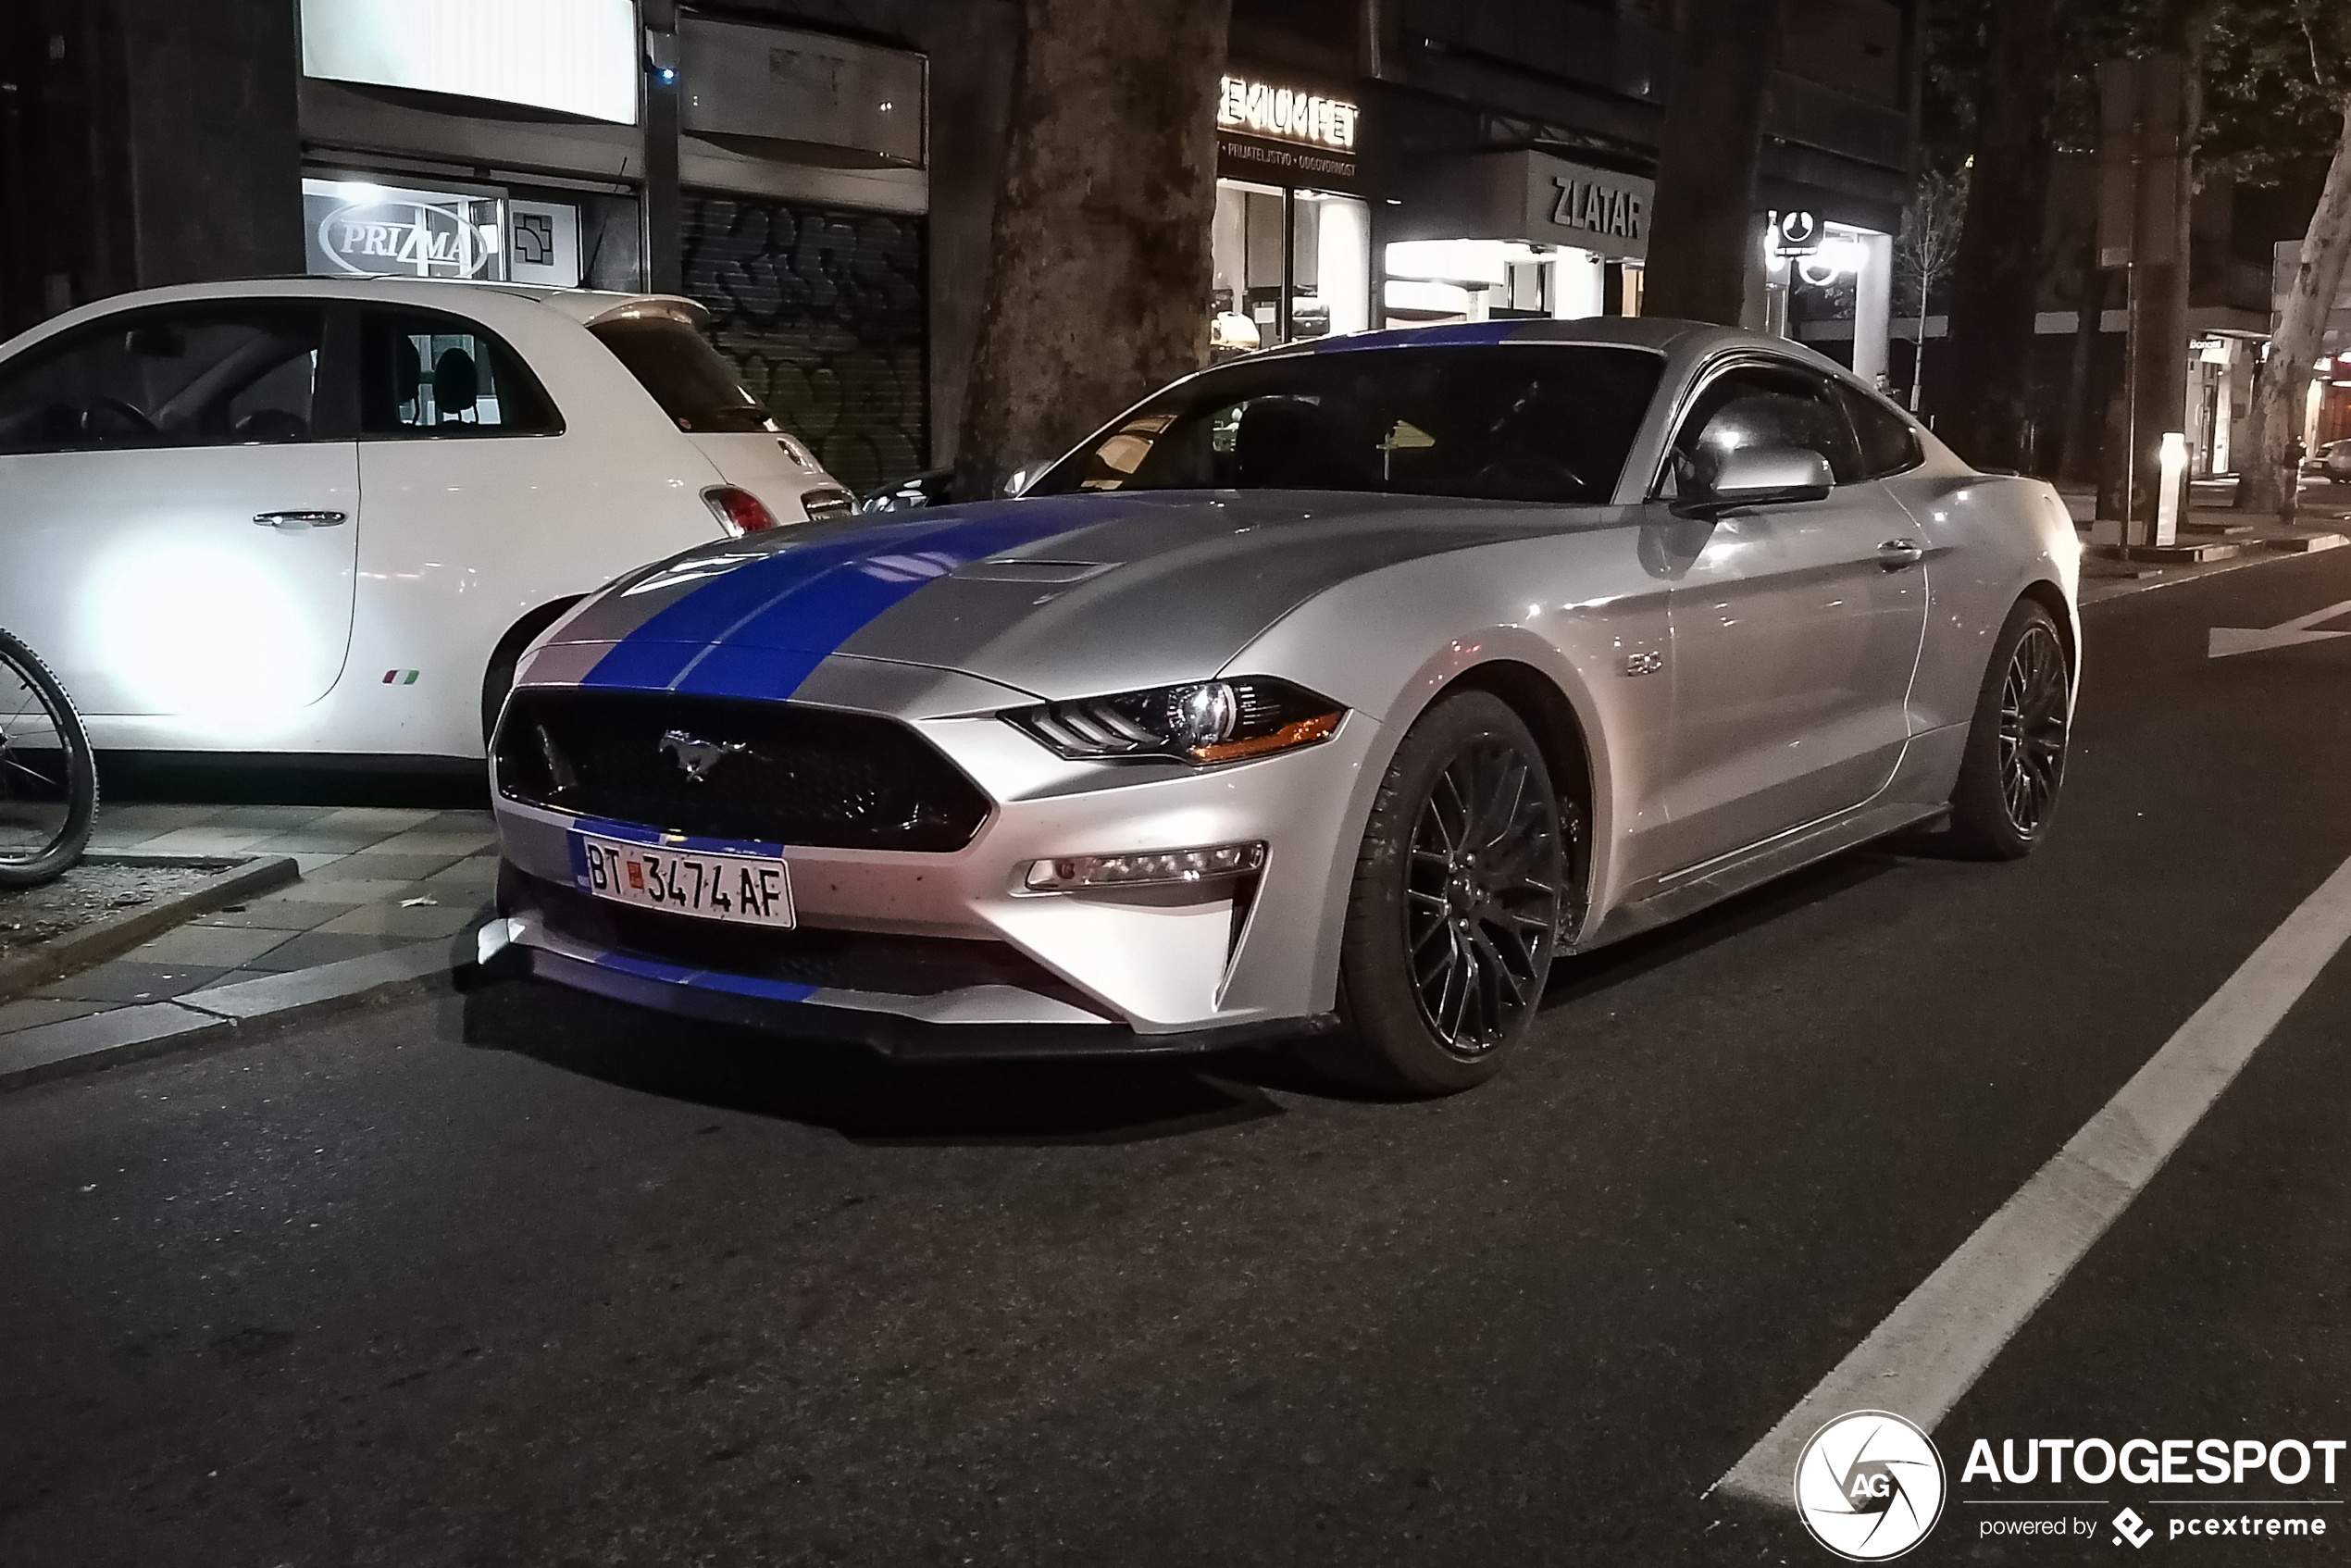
left=0, top=278, right=854, bottom=761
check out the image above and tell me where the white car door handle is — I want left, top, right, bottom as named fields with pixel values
left=1876, top=538, right=1924, bottom=567
left=253, top=510, right=347, bottom=529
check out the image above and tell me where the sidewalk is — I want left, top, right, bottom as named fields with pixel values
left=0, top=805, right=498, bottom=1067
left=2061, top=479, right=2351, bottom=604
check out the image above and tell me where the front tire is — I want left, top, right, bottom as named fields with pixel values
left=1324, top=692, right=1566, bottom=1095
left=1947, top=599, right=2071, bottom=859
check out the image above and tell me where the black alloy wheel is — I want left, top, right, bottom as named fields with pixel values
left=1947, top=598, right=2071, bottom=859
left=1405, top=737, right=1562, bottom=1055
left=1325, top=691, right=1570, bottom=1095
left=1996, top=619, right=2069, bottom=838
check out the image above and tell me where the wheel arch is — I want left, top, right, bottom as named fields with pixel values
left=2016, top=578, right=2077, bottom=683
left=480, top=595, right=585, bottom=742
left=1422, top=657, right=1600, bottom=918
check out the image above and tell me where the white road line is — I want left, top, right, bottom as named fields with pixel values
left=1713, top=852, right=2351, bottom=1510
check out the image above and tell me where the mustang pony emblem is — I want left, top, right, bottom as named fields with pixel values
left=659, top=729, right=749, bottom=783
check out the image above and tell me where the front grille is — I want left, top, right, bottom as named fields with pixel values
left=523, top=873, right=1101, bottom=1012
left=496, top=689, right=991, bottom=852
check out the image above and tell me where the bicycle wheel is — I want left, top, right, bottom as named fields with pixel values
left=0, top=628, right=98, bottom=889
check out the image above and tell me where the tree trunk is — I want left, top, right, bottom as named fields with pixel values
left=1642, top=0, right=1785, bottom=326
left=954, top=0, right=1231, bottom=500
left=1938, top=0, right=2059, bottom=469
left=2236, top=103, right=2351, bottom=515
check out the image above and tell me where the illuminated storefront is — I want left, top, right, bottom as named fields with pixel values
left=1211, top=68, right=1377, bottom=357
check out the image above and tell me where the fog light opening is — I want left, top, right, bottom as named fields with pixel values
left=1024, top=840, right=1267, bottom=891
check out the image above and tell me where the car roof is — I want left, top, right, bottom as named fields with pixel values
left=1261, top=315, right=1853, bottom=377
left=0, top=277, right=707, bottom=356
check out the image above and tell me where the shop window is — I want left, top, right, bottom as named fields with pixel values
left=1213, top=180, right=1370, bottom=357
left=356, top=309, right=562, bottom=437
left=0, top=305, right=324, bottom=454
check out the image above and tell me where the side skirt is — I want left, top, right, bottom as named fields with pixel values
left=1567, top=800, right=1948, bottom=955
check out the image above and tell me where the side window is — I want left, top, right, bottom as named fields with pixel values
left=358, top=309, right=562, bottom=437
left=1660, top=364, right=1863, bottom=497
left=1834, top=380, right=1924, bottom=479
left=0, top=305, right=323, bottom=454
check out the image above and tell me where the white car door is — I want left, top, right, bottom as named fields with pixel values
left=339, top=301, right=728, bottom=758
left=0, top=301, right=357, bottom=720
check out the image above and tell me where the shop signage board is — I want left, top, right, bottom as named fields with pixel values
left=302, top=176, right=581, bottom=289
left=299, top=0, right=638, bottom=125
left=1394, top=151, right=1650, bottom=263
left=1215, top=68, right=1364, bottom=192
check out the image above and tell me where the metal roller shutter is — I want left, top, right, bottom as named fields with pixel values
left=681, top=193, right=927, bottom=493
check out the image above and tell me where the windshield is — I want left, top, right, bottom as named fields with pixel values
left=589, top=315, right=777, bottom=434
left=1027, top=343, right=1665, bottom=504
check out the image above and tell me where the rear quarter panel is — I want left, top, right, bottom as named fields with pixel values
left=1883, top=454, right=2084, bottom=737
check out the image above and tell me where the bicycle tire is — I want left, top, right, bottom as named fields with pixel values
left=0, top=628, right=98, bottom=890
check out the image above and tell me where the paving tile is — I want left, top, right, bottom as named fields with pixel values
left=190, top=966, right=275, bottom=992
left=86, top=804, right=226, bottom=836
left=245, top=930, right=419, bottom=971
left=34, top=961, right=233, bottom=1003
left=311, top=806, right=436, bottom=836
left=313, top=852, right=463, bottom=883
left=254, top=877, right=416, bottom=904
left=314, top=901, right=483, bottom=939
left=201, top=804, right=342, bottom=830
left=288, top=852, right=352, bottom=875
left=417, top=810, right=499, bottom=833
left=0, top=998, right=110, bottom=1037
left=417, top=854, right=502, bottom=888
left=193, top=901, right=349, bottom=932
left=129, top=827, right=280, bottom=855
left=360, top=828, right=498, bottom=857
left=246, top=830, right=395, bottom=854
left=126, top=924, right=296, bottom=968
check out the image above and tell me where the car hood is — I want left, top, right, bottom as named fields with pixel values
left=549, top=490, right=1601, bottom=703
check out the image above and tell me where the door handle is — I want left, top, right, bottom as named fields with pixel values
left=1876, top=538, right=1924, bottom=568
left=253, top=510, right=347, bottom=529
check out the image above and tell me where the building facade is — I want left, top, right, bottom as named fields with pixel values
left=2, top=0, right=1922, bottom=491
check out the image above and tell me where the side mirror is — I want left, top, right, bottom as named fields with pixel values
left=1672, top=444, right=1834, bottom=518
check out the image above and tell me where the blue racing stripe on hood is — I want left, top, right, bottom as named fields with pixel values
left=581, top=496, right=1115, bottom=697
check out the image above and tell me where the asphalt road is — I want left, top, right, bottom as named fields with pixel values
left=8, top=551, right=2351, bottom=1567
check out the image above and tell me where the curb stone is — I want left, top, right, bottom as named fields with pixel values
left=0, top=854, right=301, bottom=1002
left=0, top=940, right=457, bottom=1090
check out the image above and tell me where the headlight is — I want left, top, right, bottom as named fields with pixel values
left=1005, top=677, right=1344, bottom=764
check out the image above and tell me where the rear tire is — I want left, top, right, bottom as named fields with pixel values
left=1317, top=691, right=1566, bottom=1096
left=0, top=628, right=98, bottom=890
left=1947, top=599, right=2071, bottom=860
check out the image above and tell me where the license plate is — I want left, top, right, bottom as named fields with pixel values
left=575, top=834, right=794, bottom=927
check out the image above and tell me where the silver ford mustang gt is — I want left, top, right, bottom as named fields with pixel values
left=483, top=318, right=2080, bottom=1093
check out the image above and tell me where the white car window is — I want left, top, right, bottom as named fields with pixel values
left=357, top=308, right=562, bottom=438
left=0, top=305, right=323, bottom=453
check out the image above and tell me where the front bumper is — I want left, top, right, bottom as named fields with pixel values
left=489, top=659, right=1380, bottom=1047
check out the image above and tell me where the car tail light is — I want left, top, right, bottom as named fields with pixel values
left=703, top=486, right=779, bottom=535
